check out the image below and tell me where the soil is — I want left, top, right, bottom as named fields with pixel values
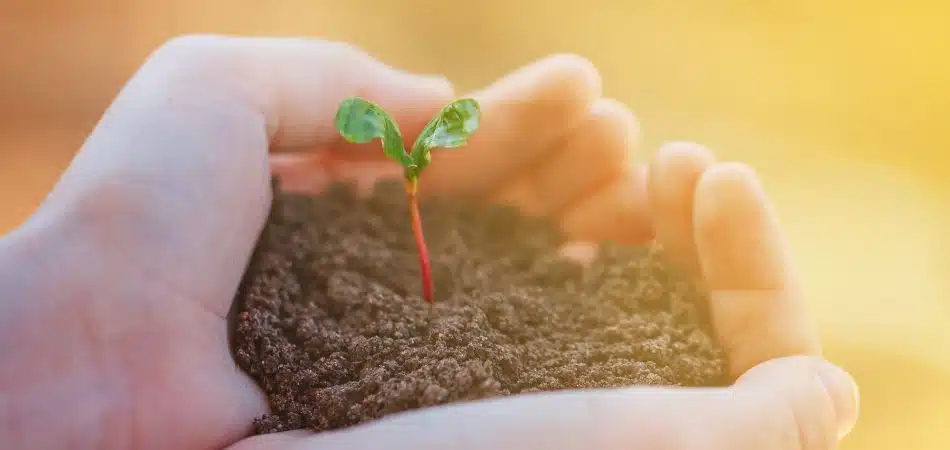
left=230, top=179, right=727, bottom=434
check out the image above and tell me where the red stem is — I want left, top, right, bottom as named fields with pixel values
left=406, top=180, right=434, bottom=302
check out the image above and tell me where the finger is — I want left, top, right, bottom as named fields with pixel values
left=648, top=141, right=716, bottom=273
left=559, top=165, right=653, bottom=244
left=151, top=36, right=455, bottom=152
left=268, top=153, right=401, bottom=197
left=423, top=54, right=602, bottom=197
left=732, top=356, right=860, bottom=449
left=37, top=35, right=452, bottom=318
left=693, top=162, right=820, bottom=378
left=231, top=356, right=858, bottom=450
left=490, top=98, right=639, bottom=217
left=557, top=241, right=600, bottom=265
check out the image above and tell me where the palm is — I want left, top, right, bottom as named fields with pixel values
left=6, top=48, right=645, bottom=450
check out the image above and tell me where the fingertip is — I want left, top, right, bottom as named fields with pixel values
left=693, top=161, right=784, bottom=291
left=475, top=52, right=602, bottom=115
left=546, top=52, right=604, bottom=102
left=694, top=162, right=765, bottom=214
left=816, top=361, right=860, bottom=440
left=430, top=53, right=602, bottom=196
left=653, top=141, right=716, bottom=170
left=693, top=162, right=759, bottom=246
left=590, top=98, right=641, bottom=152
left=648, top=141, right=716, bottom=272
left=495, top=52, right=602, bottom=102
left=734, top=357, right=859, bottom=447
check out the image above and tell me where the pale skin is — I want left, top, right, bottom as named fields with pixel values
left=0, top=35, right=858, bottom=449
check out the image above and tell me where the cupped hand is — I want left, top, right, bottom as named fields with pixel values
left=0, top=35, right=858, bottom=450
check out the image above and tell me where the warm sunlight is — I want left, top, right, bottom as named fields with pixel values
left=2, top=1, right=948, bottom=448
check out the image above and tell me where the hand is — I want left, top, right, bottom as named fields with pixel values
left=0, top=35, right=858, bottom=450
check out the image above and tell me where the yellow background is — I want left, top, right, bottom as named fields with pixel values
left=2, top=1, right=948, bottom=448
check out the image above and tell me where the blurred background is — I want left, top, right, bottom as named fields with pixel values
left=2, top=0, right=949, bottom=447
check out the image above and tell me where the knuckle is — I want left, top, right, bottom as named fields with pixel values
left=733, top=357, right=839, bottom=450
left=315, top=39, right=375, bottom=70
left=154, top=34, right=234, bottom=62
left=736, top=388, right=804, bottom=450
left=145, top=34, right=246, bottom=83
left=784, top=388, right=837, bottom=450
left=775, top=359, right=840, bottom=450
left=316, top=39, right=360, bottom=57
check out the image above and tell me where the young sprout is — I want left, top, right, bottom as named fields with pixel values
left=334, top=96, right=481, bottom=302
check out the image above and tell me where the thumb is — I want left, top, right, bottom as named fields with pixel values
left=730, top=356, right=860, bottom=449
left=231, top=356, right=859, bottom=450
left=33, top=35, right=452, bottom=319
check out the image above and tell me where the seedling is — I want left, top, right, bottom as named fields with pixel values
left=334, top=97, right=481, bottom=302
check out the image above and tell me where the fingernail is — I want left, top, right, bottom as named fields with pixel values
left=817, top=362, right=860, bottom=440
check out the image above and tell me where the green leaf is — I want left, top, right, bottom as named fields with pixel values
left=409, top=98, right=481, bottom=172
left=334, top=97, right=411, bottom=167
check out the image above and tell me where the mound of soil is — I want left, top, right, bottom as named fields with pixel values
left=230, top=180, right=726, bottom=434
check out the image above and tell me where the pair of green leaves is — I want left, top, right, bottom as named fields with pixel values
left=333, top=96, right=481, bottom=181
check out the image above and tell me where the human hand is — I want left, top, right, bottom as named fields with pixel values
left=0, top=35, right=858, bottom=450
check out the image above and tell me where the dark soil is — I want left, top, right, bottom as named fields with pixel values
left=230, top=179, right=727, bottom=434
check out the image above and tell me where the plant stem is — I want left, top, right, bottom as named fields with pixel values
left=405, top=178, right=434, bottom=302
